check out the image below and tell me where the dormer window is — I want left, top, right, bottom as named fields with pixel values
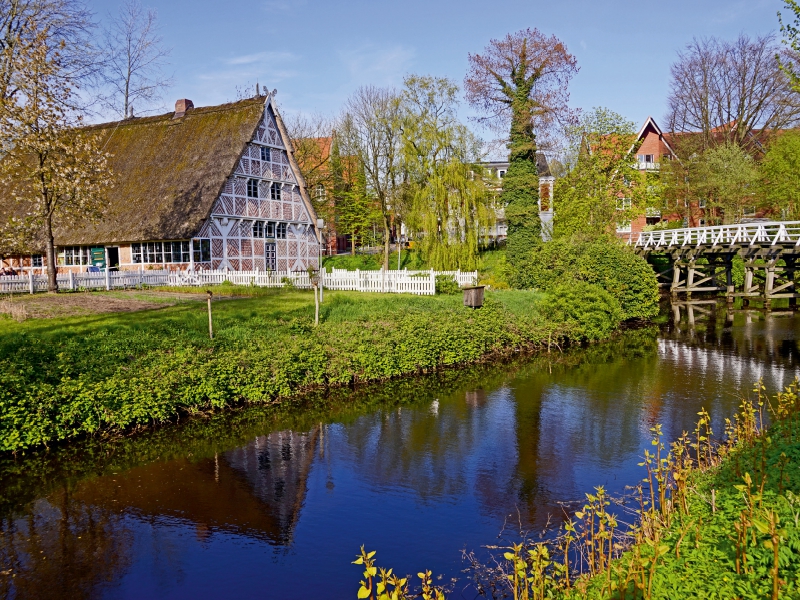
left=498, top=169, right=506, bottom=178
left=271, top=182, right=282, bottom=201
left=247, top=178, right=259, bottom=198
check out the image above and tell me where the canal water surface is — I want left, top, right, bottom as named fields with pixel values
left=2, top=305, right=800, bottom=599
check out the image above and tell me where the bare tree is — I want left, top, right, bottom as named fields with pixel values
left=100, top=0, right=171, bottom=118
left=284, top=111, right=336, bottom=222
left=338, top=86, right=403, bottom=269
left=464, top=28, right=579, bottom=148
left=0, top=0, right=98, bottom=106
left=666, top=34, right=800, bottom=151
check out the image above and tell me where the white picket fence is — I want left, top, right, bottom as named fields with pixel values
left=0, top=269, right=172, bottom=294
left=0, top=268, right=478, bottom=297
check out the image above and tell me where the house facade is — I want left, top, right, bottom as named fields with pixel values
left=0, top=94, right=320, bottom=274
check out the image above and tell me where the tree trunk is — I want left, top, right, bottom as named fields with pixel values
left=383, top=215, right=391, bottom=270
left=45, top=212, right=58, bottom=292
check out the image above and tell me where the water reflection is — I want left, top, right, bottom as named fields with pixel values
left=1, top=305, right=800, bottom=599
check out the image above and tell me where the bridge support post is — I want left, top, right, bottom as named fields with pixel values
left=670, top=259, right=682, bottom=299
left=724, top=254, right=735, bottom=303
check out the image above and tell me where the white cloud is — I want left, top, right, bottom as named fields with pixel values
left=226, top=51, right=298, bottom=66
left=338, top=43, right=416, bottom=87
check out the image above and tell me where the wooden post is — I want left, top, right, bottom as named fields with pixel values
left=725, top=254, right=734, bottom=303
left=105, top=265, right=111, bottom=291
left=430, top=269, right=435, bottom=295
left=69, top=271, right=75, bottom=291
left=319, top=268, right=324, bottom=303
left=671, top=260, right=682, bottom=299
left=207, top=290, right=214, bottom=340
left=28, top=268, right=34, bottom=294
left=314, top=283, right=319, bottom=326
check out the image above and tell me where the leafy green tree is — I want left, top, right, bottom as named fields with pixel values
left=761, top=130, right=800, bottom=219
left=400, top=75, right=493, bottom=270
left=696, top=143, right=760, bottom=224
left=554, top=108, right=646, bottom=238
left=331, top=139, right=376, bottom=255
left=465, top=28, right=578, bottom=279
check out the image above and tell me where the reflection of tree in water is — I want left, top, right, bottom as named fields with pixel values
left=0, top=489, right=132, bottom=600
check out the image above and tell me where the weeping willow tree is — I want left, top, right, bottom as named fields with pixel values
left=400, top=75, right=493, bottom=270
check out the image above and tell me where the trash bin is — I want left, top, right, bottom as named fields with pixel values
left=463, top=285, right=485, bottom=308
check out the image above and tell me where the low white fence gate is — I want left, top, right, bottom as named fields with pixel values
left=0, top=268, right=478, bottom=297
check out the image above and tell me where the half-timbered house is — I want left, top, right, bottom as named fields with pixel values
left=0, top=94, right=321, bottom=274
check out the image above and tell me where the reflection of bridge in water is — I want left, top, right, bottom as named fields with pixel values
left=627, top=221, right=800, bottom=304
left=657, top=337, right=795, bottom=389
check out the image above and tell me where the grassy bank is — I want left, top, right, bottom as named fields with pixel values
left=0, top=286, right=623, bottom=453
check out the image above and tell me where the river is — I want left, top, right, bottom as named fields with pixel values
left=1, top=303, right=799, bottom=599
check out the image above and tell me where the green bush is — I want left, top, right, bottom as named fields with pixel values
left=517, top=237, right=659, bottom=320
left=435, top=275, right=460, bottom=295
left=536, top=281, right=623, bottom=342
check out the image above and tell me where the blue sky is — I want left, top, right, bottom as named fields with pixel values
left=88, top=0, right=782, bottom=131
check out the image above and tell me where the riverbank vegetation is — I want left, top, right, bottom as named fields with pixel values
left=0, top=286, right=629, bottom=453
left=356, top=380, right=800, bottom=599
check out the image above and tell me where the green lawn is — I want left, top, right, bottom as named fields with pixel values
left=1, top=287, right=561, bottom=452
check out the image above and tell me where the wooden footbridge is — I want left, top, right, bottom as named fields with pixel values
left=625, top=221, right=800, bottom=303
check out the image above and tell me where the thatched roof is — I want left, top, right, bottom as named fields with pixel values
left=1, top=96, right=275, bottom=249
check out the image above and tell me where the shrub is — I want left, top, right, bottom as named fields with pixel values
left=536, top=281, right=623, bottom=343
left=517, top=237, right=659, bottom=320
left=435, top=275, right=460, bottom=295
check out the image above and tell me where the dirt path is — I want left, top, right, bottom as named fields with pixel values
left=0, top=290, right=198, bottom=320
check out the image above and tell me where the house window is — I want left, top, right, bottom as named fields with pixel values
left=498, top=169, right=506, bottom=179
left=260, top=146, right=270, bottom=162
left=247, top=178, right=259, bottom=198
left=265, top=242, right=276, bottom=270
left=699, top=219, right=706, bottom=226
left=271, top=182, right=282, bottom=201
left=315, top=184, right=326, bottom=201
left=616, top=222, right=632, bottom=233
left=276, top=222, right=287, bottom=239
left=699, top=198, right=707, bottom=209
left=31, top=255, right=43, bottom=267
left=616, top=198, right=632, bottom=211
left=59, top=246, right=92, bottom=266
left=193, top=239, right=211, bottom=263
left=131, top=241, right=190, bottom=264
left=252, top=220, right=277, bottom=239
left=638, top=154, right=655, bottom=163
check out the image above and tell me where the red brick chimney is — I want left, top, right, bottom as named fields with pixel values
left=173, top=99, right=194, bottom=118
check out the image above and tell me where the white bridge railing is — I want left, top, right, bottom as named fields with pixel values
left=625, top=221, right=800, bottom=250
left=0, top=268, right=478, bottom=296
